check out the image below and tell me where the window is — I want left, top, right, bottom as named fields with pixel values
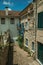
left=10, top=18, right=14, bottom=24
left=25, top=22, right=28, bottom=27
left=25, top=39, right=28, bottom=46
left=1, top=18, right=5, bottom=24
left=38, top=12, right=43, bottom=28
left=21, top=23, right=24, bottom=29
left=21, top=23, right=24, bottom=35
left=25, top=22, right=29, bottom=31
left=32, top=42, right=34, bottom=50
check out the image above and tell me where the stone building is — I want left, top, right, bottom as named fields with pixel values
left=0, top=1, right=43, bottom=64
left=20, top=0, right=43, bottom=64
left=20, top=3, right=35, bottom=54
left=33, top=0, right=43, bottom=64
left=0, top=7, right=20, bottom=40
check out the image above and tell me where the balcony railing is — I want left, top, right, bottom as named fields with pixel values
left=17, top=23, right=21, bottom=30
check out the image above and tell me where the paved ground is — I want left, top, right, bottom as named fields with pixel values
left=13, top=41, right=40, bottom=65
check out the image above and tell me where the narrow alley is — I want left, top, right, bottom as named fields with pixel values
left=0, top=0, right=43, bottom=65
left=13, top=41, right=39, bottom=65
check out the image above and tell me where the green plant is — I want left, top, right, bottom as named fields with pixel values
left=23, top=46, right=31, bottom=55
left=18, top=35, right=24, bottom=48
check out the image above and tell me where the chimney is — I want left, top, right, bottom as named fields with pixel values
left=5, top=7, right=8, bottom=15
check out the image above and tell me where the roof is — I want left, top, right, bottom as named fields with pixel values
left=19, top=3, right=33, bottom=16
left=0, top=3, right=33, bottom=17
left=0, top=10, right=20, bottom=17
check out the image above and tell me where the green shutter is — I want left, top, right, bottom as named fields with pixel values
left=38, top=12, right=43, bottom=28
left=38, top=42, right=43, bottom=64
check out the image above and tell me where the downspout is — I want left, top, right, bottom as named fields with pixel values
left=34, top=0, right=37, bottom=59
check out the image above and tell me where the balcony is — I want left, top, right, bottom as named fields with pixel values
left=17, top=23, right=21, bottom=30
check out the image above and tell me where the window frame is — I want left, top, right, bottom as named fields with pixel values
left=32, top=42, right=34, bottom=51
left=38, top=12, right=43, bottom=29
left=25, top=38, right=28, bottom=47
left=25, top=22, right=28, bottom=26
left=10, top=18, right=14, bottom=24
left=1, top=18, right=5, bottom=24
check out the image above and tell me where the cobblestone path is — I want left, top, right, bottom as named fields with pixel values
left=13, top=42, right=39, bottom=65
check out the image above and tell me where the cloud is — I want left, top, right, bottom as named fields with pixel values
left=3, top=1, right=13, bottom=5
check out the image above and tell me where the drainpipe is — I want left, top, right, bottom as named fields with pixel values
left=33, top=0, right=37, bottom=59
left=34, top=0, right=37, bottom=59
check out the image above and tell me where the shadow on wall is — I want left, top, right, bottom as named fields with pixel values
left=6, top=46, right=13, bottom=65
left=10, top=38, right=14, bottom=43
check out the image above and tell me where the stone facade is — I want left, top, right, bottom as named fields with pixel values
left=20, top=0, right=43, bottom=64
left=33, top=0, right=43, bottom=64
left=20, top=3, right=35, bottom=54
left=0, top=10, right=20, bottom=40
left=37, top=0, right=43, bottom=43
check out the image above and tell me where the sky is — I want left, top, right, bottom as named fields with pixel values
left=0, top=0, right=33, bottom=11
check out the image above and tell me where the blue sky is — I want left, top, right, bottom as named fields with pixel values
left=0, top=0, right=33, bottom=11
